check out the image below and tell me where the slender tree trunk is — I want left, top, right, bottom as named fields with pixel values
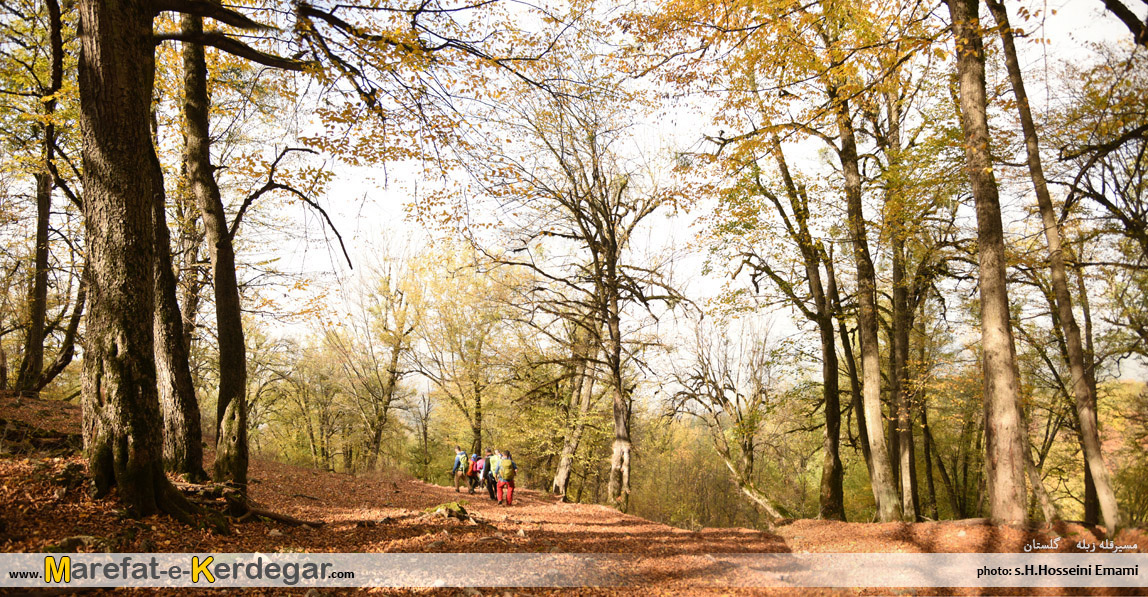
left=714, top=438, right=784, bottom=521
left=891, top=237, right=918, bottom=520
left=920, top=395, right=939, bottom=519
left=987, top=0, right=1118, bottom=534
left=155, top=104, right=205, bottom=480
left=471, top=380, right=483, bottom=456
left=825, top=253, right=872, bottom=477
left=155, top=281, right=203, bottom=482
left=831, top=94, right=901, bottom=522
left=884, top=92, right=918, bottom=520
left=179, top=246, right=203, bottom=351
left=364, top=343, right=401, bottom=471
left=946, top=0, right=1027, bottom=526
left=605, top=289, right=632, bottom=511
left=924, top=424, right=960, bottom=517
left=1024, top=437, right=1059, bottom=525
left=77, top=0, right=200, bottom=523
left=554, top=341, right=599, bottom=497
left=15, top=0, right=65, bottom=395
left=342, top=441, right=354, bottom=473
left=816, top=305, right=845, bottom=520
left=770, top=136, right=845, bottom=520
left=34, top=270, right=86, bottom=391
left=181, top=13, right=248, bottom=487
left=1077, top=261, right=1100, bottom=525
left=575, top=455, right=591, bottom=503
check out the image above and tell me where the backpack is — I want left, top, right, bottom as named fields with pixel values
left=467, top=460, right=478, bottom=476
left=499, top=458, right=516, bottom=481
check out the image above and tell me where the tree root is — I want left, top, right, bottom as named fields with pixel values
left=240, top=507, right=325, bottom=528
left=159, top=479, right=229, bottom=534
left=174, top=481, right=324, bottom=528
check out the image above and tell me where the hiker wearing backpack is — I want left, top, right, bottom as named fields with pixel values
left=466, top=453, right=480, bottom=494
left=483, top=448, right=498, bottom=501
left=451, top=446, right=467, bottom=492
left=496, top=449, right=517, bottom=506
left=475, top=452, right=487, bottom=490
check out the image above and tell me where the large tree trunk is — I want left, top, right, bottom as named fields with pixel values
left=832, top=94, right=901, bottom=522
left=946, top=0, right=1027, bottom=526
left=986, top=0, right=1119, bottom=535
left=14, top=0, right=65, bottom=395
left=77, top=0, right=200, bottom=523
left=181, top=13, right=248, bottom=487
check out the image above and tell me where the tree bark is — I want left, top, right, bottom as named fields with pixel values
left=946, top=0, right=1027, bottom=526
left=815, top=271, right=845, bottom=521
left=986, top=0, right=1119, bottom=534
left=77, top=0, right=201, bottom=523
left=181, top=13, right=248, bottom=487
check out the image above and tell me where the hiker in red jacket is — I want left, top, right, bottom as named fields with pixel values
left=496, top=449, right=517, bottom=506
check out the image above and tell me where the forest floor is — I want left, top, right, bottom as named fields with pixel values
left=1, top=393, right=1145, bottom=596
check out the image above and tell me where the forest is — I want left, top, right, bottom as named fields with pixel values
left=1, top=0, right=1146, bottom=541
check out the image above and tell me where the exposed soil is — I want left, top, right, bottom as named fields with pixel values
left=1, top=394, right=1144, bottom=596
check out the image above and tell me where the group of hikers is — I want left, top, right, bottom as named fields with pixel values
left=451, top=446, right=518, bottom=506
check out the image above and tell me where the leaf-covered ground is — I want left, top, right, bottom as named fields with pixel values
left=1, top=394, right=1145, bottom=596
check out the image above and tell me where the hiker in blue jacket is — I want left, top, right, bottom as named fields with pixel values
left=451, top=446, right=467, bottom=492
